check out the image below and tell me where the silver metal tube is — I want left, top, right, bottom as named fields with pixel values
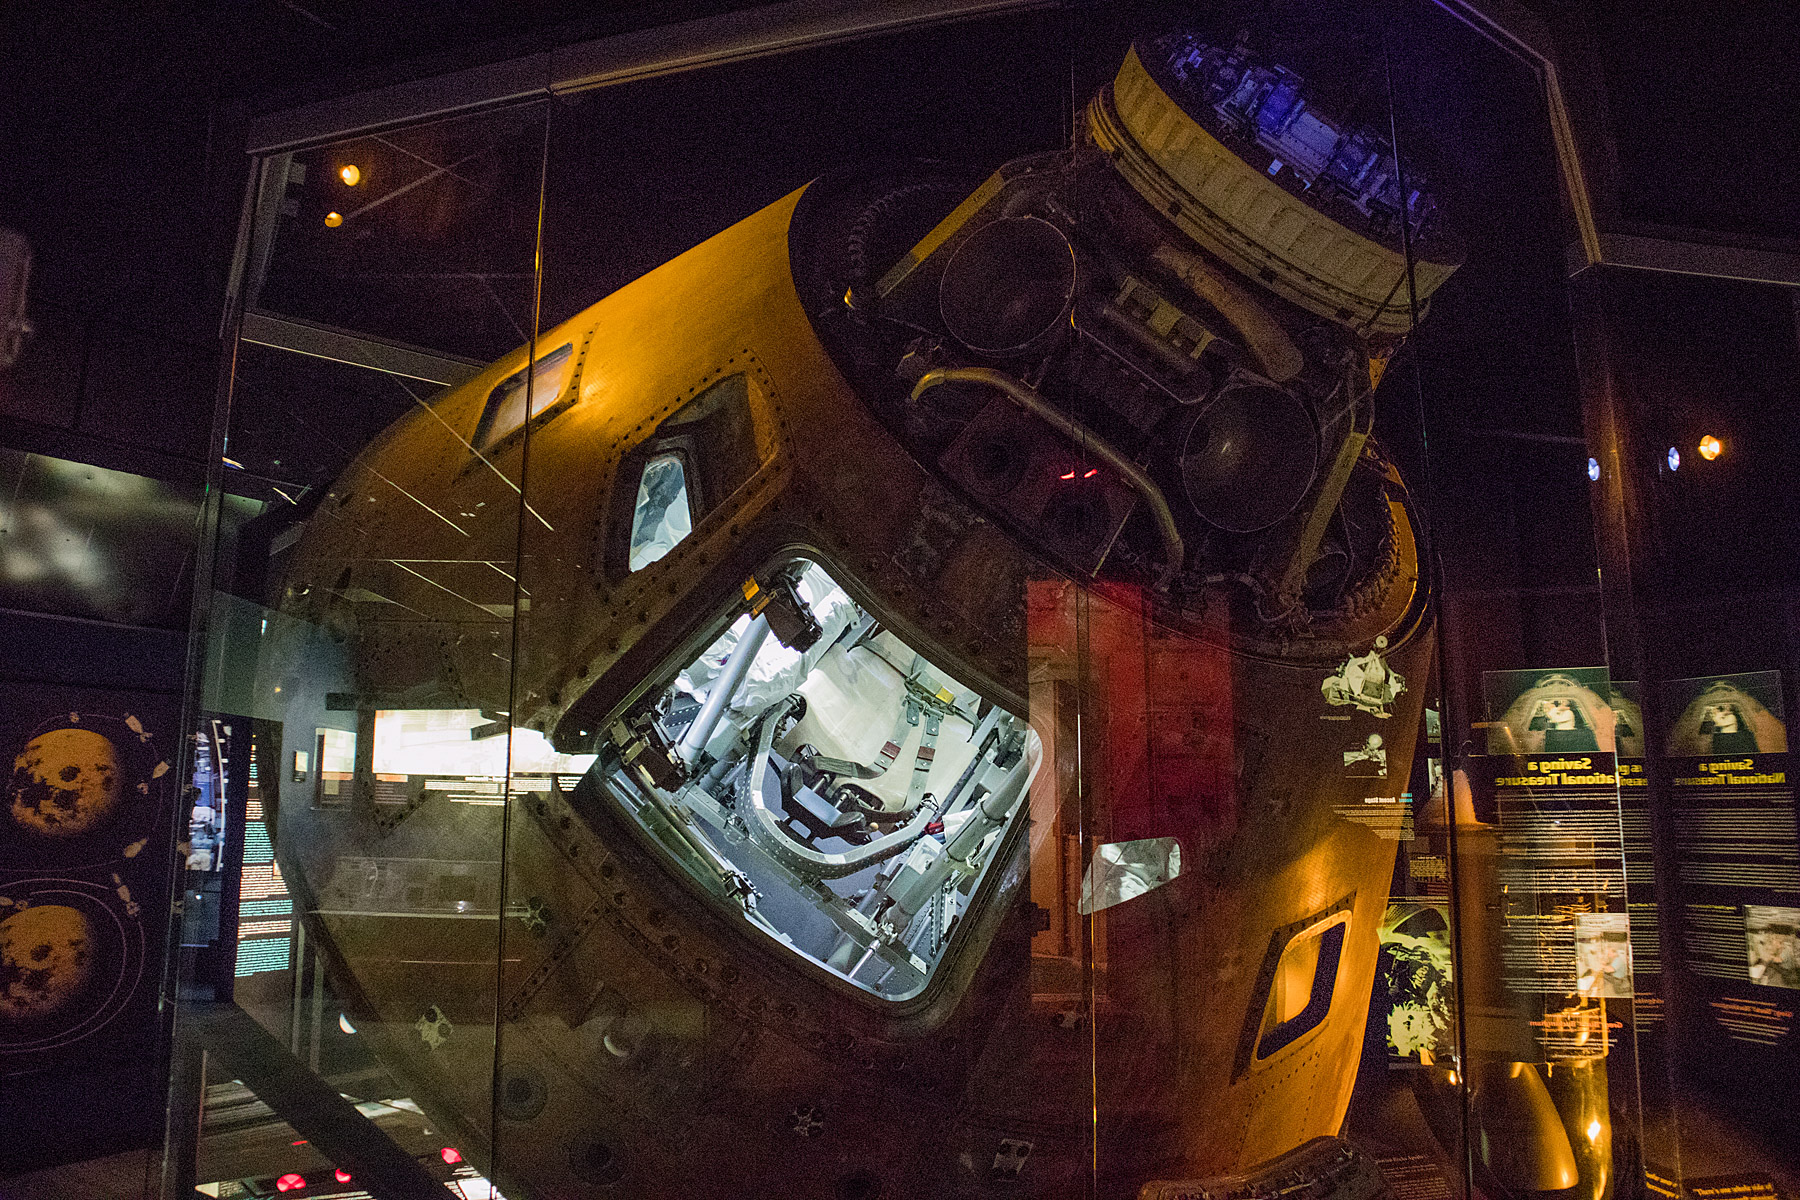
left=679, top=613, right=771, bottom=765
left=911, top=366, right=1185, bottom=572
left=878, top=762, right=1031, bottom=935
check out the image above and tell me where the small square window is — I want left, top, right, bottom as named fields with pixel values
left=628, top=452, right=692, bottom=571
left=473, top=343, right=575, bottom=451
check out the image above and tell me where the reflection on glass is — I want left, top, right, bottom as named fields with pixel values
left=313, top=727, right=354, bottom=807
left=1078, top=837, right=1182, bottom=914
left=371, top=709, right=596, bottom=778
left=626, top=452, right=692, bottom=571
left=597, top=557, right=1039, bottom=1000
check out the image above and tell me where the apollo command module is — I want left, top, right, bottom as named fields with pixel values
left=255, top=31, right=1463, bottom=1200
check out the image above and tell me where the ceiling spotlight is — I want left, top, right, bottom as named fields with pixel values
left=324, top=212, right=343, bottom=228
left=1667, top=446, right=1681, bottom=472
left=339, top=164, right=361, bottom=186
left=1587, top=457, right=1600, bottom=482
left=1698, top=434, right=1722, bottom=461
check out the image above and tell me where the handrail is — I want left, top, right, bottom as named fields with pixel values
left=910, top=366, right=1185, bottom=573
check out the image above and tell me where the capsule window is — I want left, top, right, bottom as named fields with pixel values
left=606, top=372, right=763, bottom=578
left=1256, top=914, right=1348, bottom=1059
left=473, top=342, right=575, bottom=451
left=627, top=453, right=693, bottom=571
left=592, top=555, right=1040, bottom=1002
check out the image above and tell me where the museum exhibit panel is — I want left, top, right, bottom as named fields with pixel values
left=4, top=2, right=1796, bottom=1198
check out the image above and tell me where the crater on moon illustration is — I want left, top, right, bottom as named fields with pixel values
left=9, top=727, right=122, bottom=838
left=0, top=904, right=94, bottom=1021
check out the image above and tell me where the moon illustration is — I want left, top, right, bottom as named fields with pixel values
left=9, top=727, right=123, bottom=838
left=0, top=904, right=94, bottom=1021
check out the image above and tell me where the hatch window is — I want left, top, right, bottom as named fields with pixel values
left=1256, top=914, right=1348, bottom=1058
left=628, top=453, right=693, bottom=571
left=474, top=342, right=575, bottom=451
left=594, top=556, right=1040, bottom=1002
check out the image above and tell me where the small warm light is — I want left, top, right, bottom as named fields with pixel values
left=441, top=1147, right=463, bottom=1165
left=1586, top=1117, right=1603, bottom=1142
left=324, top=211, right=343, bottom=228
left=339, top=164, right=361, bottom=186
left=1667, top=446, right=1681, bottom=472
left=335, top=1169, right=353, bottom=1183
left=275, top=1174, right=306, bottom=1193
left=1698, top=434, right=1723, bottom=461
left=1446, top=1070, right=1459, bottom=1086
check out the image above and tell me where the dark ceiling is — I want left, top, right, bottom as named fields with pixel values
left=0, top=0, right=1794, bottom=496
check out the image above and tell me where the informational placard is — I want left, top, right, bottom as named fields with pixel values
left=1480, top=667, right=1628, bottom=1059
left=1686, top=1174, right=1783, bottom=1200
left=1661, top=671, right=1798, bottom=1051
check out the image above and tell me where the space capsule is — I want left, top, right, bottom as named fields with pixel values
left=259, top=31, right=1459, bottom=1198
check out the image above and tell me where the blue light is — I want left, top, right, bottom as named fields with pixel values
left=1667, top=446, right=1681, bottom=471
left=1587, top=457, right=1600, bottom=482
left=1267, top=158, right=1284, bottom=176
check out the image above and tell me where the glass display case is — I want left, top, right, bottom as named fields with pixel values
left=145, top=4, right=1800, bottom=1199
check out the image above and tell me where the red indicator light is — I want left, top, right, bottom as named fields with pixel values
left=275, top=1174, right=306, bottom=1192
left=1083, top=467, right=1097, bottom=478
left=441, top=1147, right=463, bottom=1165
left=1059, top=470, right=1075, bottom=480
left=290, top=1139, right=308, bottom=1146
left=335, top=1169, right=353, bottom=1183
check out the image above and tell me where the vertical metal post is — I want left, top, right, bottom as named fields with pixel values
left=290, top=918, right=306, bottom=1056
left=309, top=947, right=325, bottom=1073
left=161, top=150, right=265, bottom=1200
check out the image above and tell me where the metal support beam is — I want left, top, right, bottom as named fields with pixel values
left=187, top=1002, right=449, bottom=1200
left=246, top=0, right=1059, bottom=153
left=1566, top=234, right=1800, bottom=288
left=1437, top=0, right=1800, bottom=283
left=240, top=310, right=481, bottom=386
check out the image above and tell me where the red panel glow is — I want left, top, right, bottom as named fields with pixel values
left=275, top=1174, right=306, bottom=1192
left=335, top=1169, right=353, bottom=1183
left=441, top=1147, right=463, bottom=1165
